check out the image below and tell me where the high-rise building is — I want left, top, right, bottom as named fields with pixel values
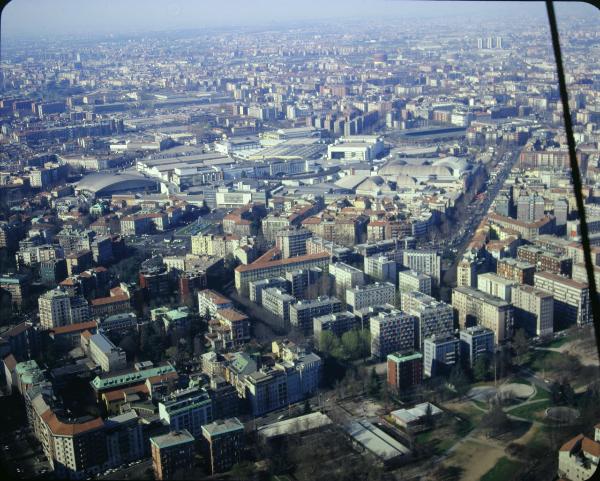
left=387, top=351, right=423, bottom=394
left=364, top=255, right=397, bottom=285
left=201, top=418, right=244, bottom=475
left=275, top=227, right=312, bottom=259
left=398, top=270, right=432, bottom=301
left=496, top=36, right=502, bottom=49
left=402, top=250, right=441, bottom=285
left=346, top=282, right=396, bottom=313
left=158, top=386, right=213, bottom=438
left=401, top=290, right=454, bottom=350
left=477, top=37, right=484, bottom=49
left=451, top=286, right=513, bottom=343
left=534, top=271, right=591, bottom=328
left=150, top=430, right=196, bottom=481
left=512, top=284, right=554, bottom=337
left=423, top=334, right=459, bottom=377
left=477, top=272, right=517, bottom=302
left=38, top=287, right=89, bottom=329
left=459, top=326, right=495, bottom=367
left=517, top=193, right=545, bottom=223
left=486, top=36, right=493, bottom=49
left=329, top=262, right=365, bottom=297
left=370, top=309, right=416, bottom=360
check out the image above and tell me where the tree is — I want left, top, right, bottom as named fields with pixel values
left=473, top=354, right=490, bottom=382
left=341, top=329, right=360, bottom=360
left=449, top=364, right=470, bottom=399
left=367, top=367, right=381, bottom=398
left=512, top=328, right=529, bottom=365
left=423, top=403, right=435, bottom=429
left=318, top=331, right=340, bottom=357
left=481, top=401, right=510, bottom=437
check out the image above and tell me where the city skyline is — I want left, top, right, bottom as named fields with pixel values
left=1, top=0, right=596, bottom=40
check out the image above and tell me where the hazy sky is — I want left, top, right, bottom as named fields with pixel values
left=1, top=0, right=597, bottom=39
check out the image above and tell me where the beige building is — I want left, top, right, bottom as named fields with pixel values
left=557, top=426, right=600, bottom=481
left=234, top=250, right=330, bottom=296
left=451, top=286, right=513, bottom=343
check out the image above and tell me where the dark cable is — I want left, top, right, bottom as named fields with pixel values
left=546, top=1, right=600, bottom=360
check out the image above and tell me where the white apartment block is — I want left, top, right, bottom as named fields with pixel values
left=82, top=332, right=127, bottom=372
left=452, top=286, right=513, bottom=343
left=346, top=282, right=396, bottom=313
left=329, top=262, right=365, bottom=296
left=364, top=255, right=397, bottom=284
left=398, top=270, right=432, bottom=301
left=477, top=272, right=517, bottom=302
left=261, top=287, right=296, bottom=327
left=402, top=250, right=441, bottom=285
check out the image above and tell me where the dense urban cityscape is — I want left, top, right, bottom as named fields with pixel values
left=0, top=2, right=600, bottom=480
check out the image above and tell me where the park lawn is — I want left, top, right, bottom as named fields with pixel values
left=507, top=400, right=551, bottom=421
left=454, top=407, right=484, bottom=437
left=472, top=399, right=489, bottom=411
left=531, top=387, right=550, bottom=401
left=529, top=350, right=563, bottom=372
left=543, top=337, right=570, bottom=349
left=511, top=376, right=533, bottom=386
left=480, top=456, right=523, bottom=481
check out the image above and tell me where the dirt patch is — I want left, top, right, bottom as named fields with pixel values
left=443, top=439, right=505, bottom=481
left=555, top=339, right=599, bottom=366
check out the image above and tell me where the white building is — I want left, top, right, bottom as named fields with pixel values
left=398, top=270, right=432, bottom=301
left=346, top=282, right=396, bottom=313
left=402, top=250, right=441, bottom=285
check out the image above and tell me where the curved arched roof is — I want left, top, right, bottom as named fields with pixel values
left=76, top=173, right=157, bottom=195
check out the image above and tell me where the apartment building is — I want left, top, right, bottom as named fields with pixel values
left=313, top=311, right=357, bottom=339
left=387, top=351, right=423, bottom=394
left=150, top=430, right=195, bottom=481
left=158, top=386, right=213, bottom=438
left=534, top=271, right=590, bottom=327
left=402, top=250, right=441, bottom=285
left=370, top=309, right=416, bottom=360
left=452, top=286, right=513, bottom=343
left=275, top=227, right=312, bottom=258
left=401, top=290, right=454, bottom=350
left=364, top=255, right=397, bottom=284
left=423, top=334, right=459, bottom=377
left=198, top=289, right=233, bottom=318
left=477, top=272, right=517, bottom=302
left=329, top=261, right=365, bottom=296
left=512, top=284, right=554, bottom=337
left=289, top=296, right=342, bottom=335
left=346, top=282, right=395, bottom=313
left=398, top=270, right=432, bottom=300
left=496, top=257, right=536, bottom=285
left=81, top=331, right=127, bottom=372
left=234, top=251, right=330, bottom=296
left=248, top=277, right=289, bottom=304
left=201, top=418, right=245, bottom=475
left=261, top=287, right=296, bottom=328
left=459, top=326, right=495, bottom=367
